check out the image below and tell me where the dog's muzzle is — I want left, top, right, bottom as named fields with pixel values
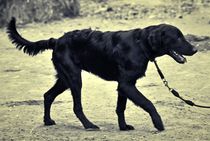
left=169, top=50, right=187, bottom=64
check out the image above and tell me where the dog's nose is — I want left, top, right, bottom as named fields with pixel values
left=192, top=47, right=198, bottom=54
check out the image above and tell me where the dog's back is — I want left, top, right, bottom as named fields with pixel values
left=53, top=28, right=140, bottom=81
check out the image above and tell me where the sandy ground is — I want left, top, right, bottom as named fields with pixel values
left=0, top=0, right=210, bottom=141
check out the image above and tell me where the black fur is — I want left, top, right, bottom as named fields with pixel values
left=7, top=17, right=56, bottom=56
left=7, top=17, right=197, bottom=131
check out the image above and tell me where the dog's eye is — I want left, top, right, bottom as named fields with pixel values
left=177, top=37, right=184, bottom=42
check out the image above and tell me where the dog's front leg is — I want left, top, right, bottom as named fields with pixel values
left=116, top=93, right=135, bottom=131
left=117, top=82, right=165, bottom=131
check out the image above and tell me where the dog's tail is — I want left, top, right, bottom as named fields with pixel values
left=7, top=17, right=56, bottom=56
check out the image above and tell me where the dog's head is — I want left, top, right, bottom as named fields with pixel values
left=147, top=24, right=197, bottom=64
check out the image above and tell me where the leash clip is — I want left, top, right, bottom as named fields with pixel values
left=154, top=60, right=210, bottom=109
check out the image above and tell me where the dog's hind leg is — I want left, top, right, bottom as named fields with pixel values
left=116, top=93, right=135, bottom=130
left=53, top=57, right=99, bottom=130
left=44, top=78, right=67, bottom=125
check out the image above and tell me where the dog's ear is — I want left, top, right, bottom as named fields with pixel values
left=148, top=29, right=164, bottom=51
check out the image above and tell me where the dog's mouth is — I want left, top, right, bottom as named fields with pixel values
left=169, top=50, right=187, bottom=64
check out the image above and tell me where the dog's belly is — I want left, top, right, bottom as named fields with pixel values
left=80, top=55, right=119, bottom=81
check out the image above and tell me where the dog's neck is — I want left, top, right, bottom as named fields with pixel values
left=135, top=29, right=156, bottom=62
left=140, top=42, right=155, bottom=62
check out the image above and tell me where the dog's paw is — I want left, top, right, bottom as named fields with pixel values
left=44, top=119, right=56, bottom=126
left=120, top=124, right=135, bottom=131
left=85, top=124, right=100, bottom=131
left=154, top=123, right=165, bottom=131
left=151, top=114, right=165, bottom=131
left=153, top=120, right=165, bottom=131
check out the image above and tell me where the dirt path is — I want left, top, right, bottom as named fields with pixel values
left=1, top=0, right=210, bottom=140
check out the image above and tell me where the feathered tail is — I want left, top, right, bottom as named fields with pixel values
left=7, top=17, right=56, bottom=56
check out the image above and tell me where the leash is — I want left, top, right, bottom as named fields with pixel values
left=136, top=34, right=209, bottom=108
left=154, top=60, right=210, bottom=109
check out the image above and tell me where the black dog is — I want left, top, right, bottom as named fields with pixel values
left=7, top=17, right=197, bottom=131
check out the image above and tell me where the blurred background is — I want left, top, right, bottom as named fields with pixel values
left=0, top=0, right=210, bottom=27
left=0, top=0, right=210, bottom=141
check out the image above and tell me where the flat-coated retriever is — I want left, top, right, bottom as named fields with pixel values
left=7, top=17, right=197, bottom=131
